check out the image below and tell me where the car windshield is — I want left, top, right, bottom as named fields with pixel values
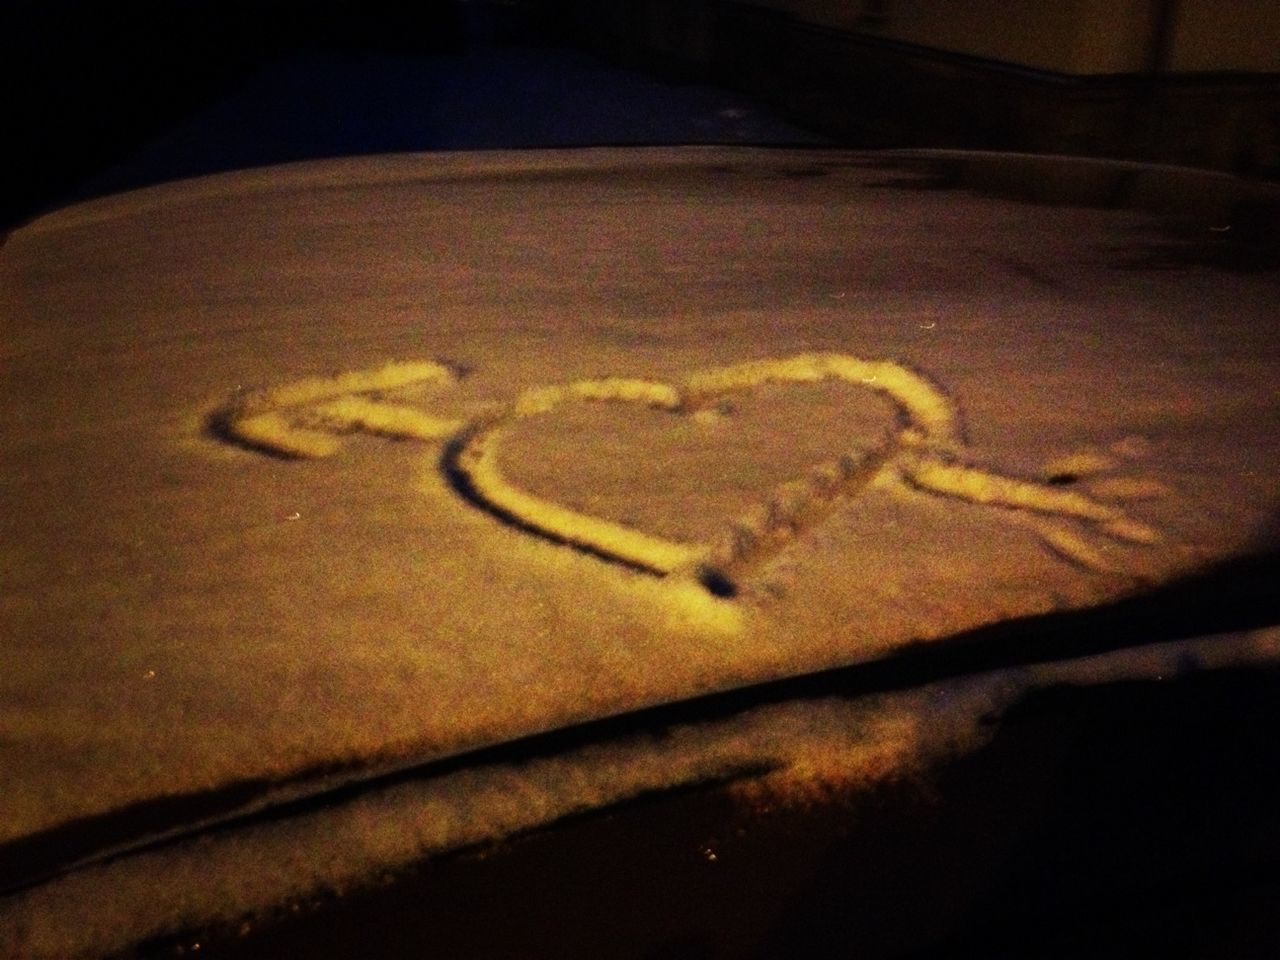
left=3, top=3, right=1279, bottom=958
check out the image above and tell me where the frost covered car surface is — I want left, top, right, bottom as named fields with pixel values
left=1, top=147, right=1278, bottom=958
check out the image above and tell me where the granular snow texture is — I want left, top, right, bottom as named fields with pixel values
left=1, top=148, right=1277, bottom=956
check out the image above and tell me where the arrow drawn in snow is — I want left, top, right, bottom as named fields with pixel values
left=209, top=354, right=1164, bottom=595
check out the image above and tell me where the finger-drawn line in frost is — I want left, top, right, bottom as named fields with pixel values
left=208, top=355, right=1162, bottom=597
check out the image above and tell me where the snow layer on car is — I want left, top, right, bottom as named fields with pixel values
left=1, top=147, right=1277, bottom=955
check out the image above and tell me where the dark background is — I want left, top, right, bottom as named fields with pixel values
left=5, top=0, right=472, bottom=225
left=7, top=0, right=1279, bottom=230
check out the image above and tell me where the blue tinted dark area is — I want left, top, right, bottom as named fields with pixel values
left=3, top=0, right=821, bottom=227
left=75, top=48, right=823, bottom=199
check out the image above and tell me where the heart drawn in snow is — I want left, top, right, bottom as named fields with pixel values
left=209, top=354, right=1161, bottom=597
